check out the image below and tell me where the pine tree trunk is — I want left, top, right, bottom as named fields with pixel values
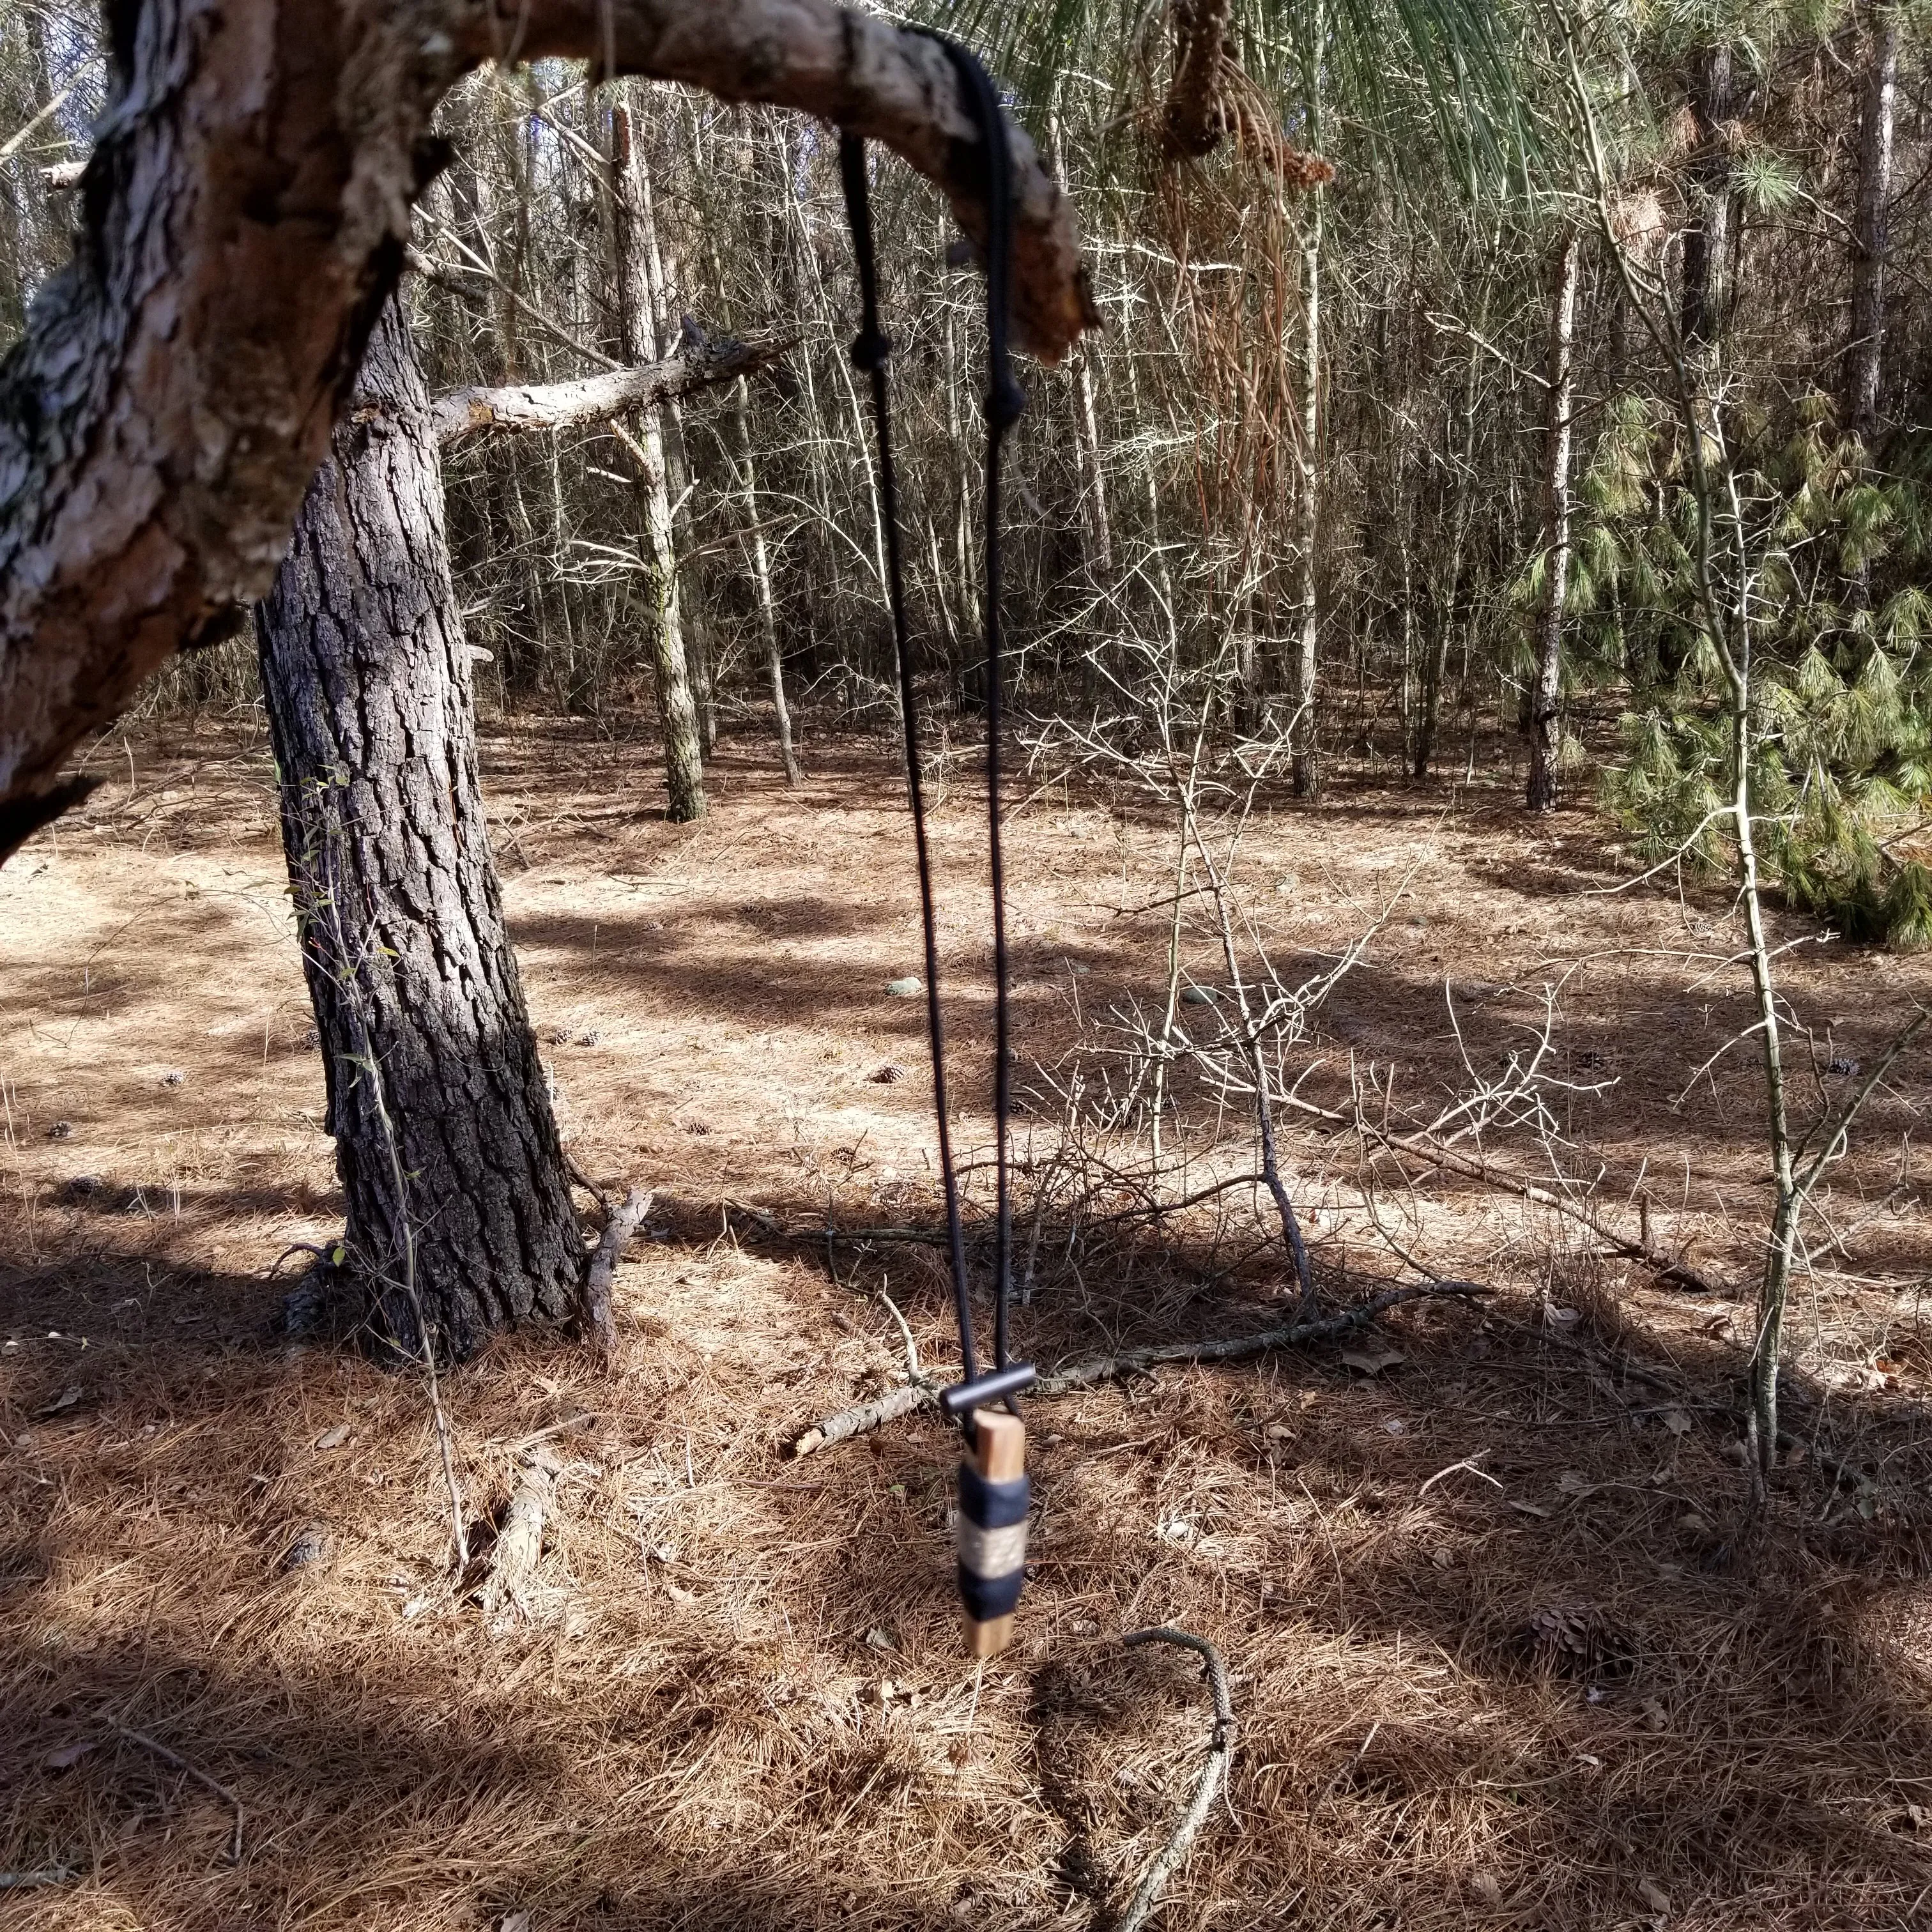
left=1681, top=45, right=1735, bottom=356
left=1527, top=228, right=1581, bottom=815
left=1291, top=188, right=1324, bottom=800
left=733, top=374, right=801, bottom=786
left=257, top=293, right=584, bottom=1363
left=609, top=99, right=705, bottom=822
left=1844, top=8, right=1898, bottom=445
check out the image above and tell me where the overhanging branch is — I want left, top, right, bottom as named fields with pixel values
left=0, top=0, right=1094, bottom=858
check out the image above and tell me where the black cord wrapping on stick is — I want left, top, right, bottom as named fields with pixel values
left=838, top=39, right=1032, bottom=1426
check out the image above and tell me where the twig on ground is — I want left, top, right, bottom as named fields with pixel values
left=566, top=1155, right=612, bottom=1221
left=789, top=1282, right=1483, bottom=1454
left=1116, top=1627, right=1236, bottom=1932
left=585, top=1185, right=652, bottom=1361
left=108, top=1720, right=243, bottom=1864
left=480, top=1446, right=561, bottom=1616
left=0, top=1868, right=78, bottom=1890
left=791, top=1381, right=934, bottom=1459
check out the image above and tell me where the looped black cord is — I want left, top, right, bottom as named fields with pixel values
left=930, top=39, right=1023, bottom=1381
left=838, top=130, right=977, bottom=1389
left=839, top=36, right=1025, bottom=1410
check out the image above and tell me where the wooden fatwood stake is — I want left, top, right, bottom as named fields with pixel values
left=963, top=1408, right=1025, bottom=1659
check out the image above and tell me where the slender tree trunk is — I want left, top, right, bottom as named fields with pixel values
left=1844, top=8, right=1898, bottom=445
left=1681, top=44, right=1735, bottom=358
left=1416, top=344, right=1478, bottom=779
left=1075, top=343, right=1115, bottom=584
left=733, top=374, right=801, bottom=786
left=634, top=113, right=716, bottom=755
left=1527, top=228, right=1581, bottom=814
left=257, top=294, right=583, bottom=1363
left=610, top=100, right=705, bottom=822
left=1291, top=187, right=1323, bottom=799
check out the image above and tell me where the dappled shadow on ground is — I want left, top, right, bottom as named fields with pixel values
left=6, top=713, right=1932, bottom=1930
left=6, top=1189, right=1932, bottom=1931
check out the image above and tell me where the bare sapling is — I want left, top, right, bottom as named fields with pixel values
left=1568, top=30, right=1922, bottom=1501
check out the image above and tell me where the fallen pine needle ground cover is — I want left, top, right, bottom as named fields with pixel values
left=3, top=715, right=1931, bottom=1930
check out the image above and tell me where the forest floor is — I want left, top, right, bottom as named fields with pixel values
left=3, top=709, right=1931, bottom=1931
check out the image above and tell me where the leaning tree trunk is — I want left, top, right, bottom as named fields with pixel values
left=1844, top=6, right=1898, bottom=445
left=1527, top=227, right=1581, bottom=815
left=259, top=293, right=584, bottom=1363
left=610, top=98, right=706, bottom=824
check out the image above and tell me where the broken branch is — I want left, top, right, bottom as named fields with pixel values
left=789, top=1282, right=1482, bottom=1454
left=431, top=335, right=793, bottom=445
left=108, top=1720, right=243, bottom=1864
left=584, top=1185, right=651, bottom=1361
left=1116, top=1627, right=1236, bottom=1932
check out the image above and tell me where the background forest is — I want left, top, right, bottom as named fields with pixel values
left=8, top=0, right=1931, bottom=929
left=4, top=0, right=1932, bottom=1928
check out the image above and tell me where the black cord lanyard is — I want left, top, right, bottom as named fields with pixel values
left=838, top=42, right=1034, bottom=1427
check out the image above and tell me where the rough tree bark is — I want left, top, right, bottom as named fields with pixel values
left=1526, top=227, right=1581, bottom=815
left=259, top=294, right=583, bottom=1362
left=1680, top=43, right=1735, bottom=358
left=0, top=0, right=1094, bottom=861
left=608, top=98, right=705, bottom=822
left=1844, top=6, right=1898, bottom=445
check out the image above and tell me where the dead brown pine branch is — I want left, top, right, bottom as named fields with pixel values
left=1116, top=1626, right=1236, bottom=1932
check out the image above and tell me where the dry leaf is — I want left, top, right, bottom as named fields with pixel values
left=1508, top=1499, right=1552, bottom=1519
left=1556, top=1469, right=1598, bottom=1497
left=34, top=1386, right=80, bottom=1418
left=1339, top=1346, right=1406, bottom=1377
left=313, top=1423, right=351, bottom=1451
left=1661, top=1409, right=1691, bottom=1437
left=1471, top=1872, right=1503, bottom=1907
left=499, top=1913, right=532, bottom=1932
left=1637, top=1876, right=1671, bottom=1916
left=42, top=1739, right=94, bottom=1771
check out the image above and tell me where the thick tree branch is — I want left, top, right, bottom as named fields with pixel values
left=431, top=333, right=794, bottom=445
left=0, top=0, right=1092, bottom=859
